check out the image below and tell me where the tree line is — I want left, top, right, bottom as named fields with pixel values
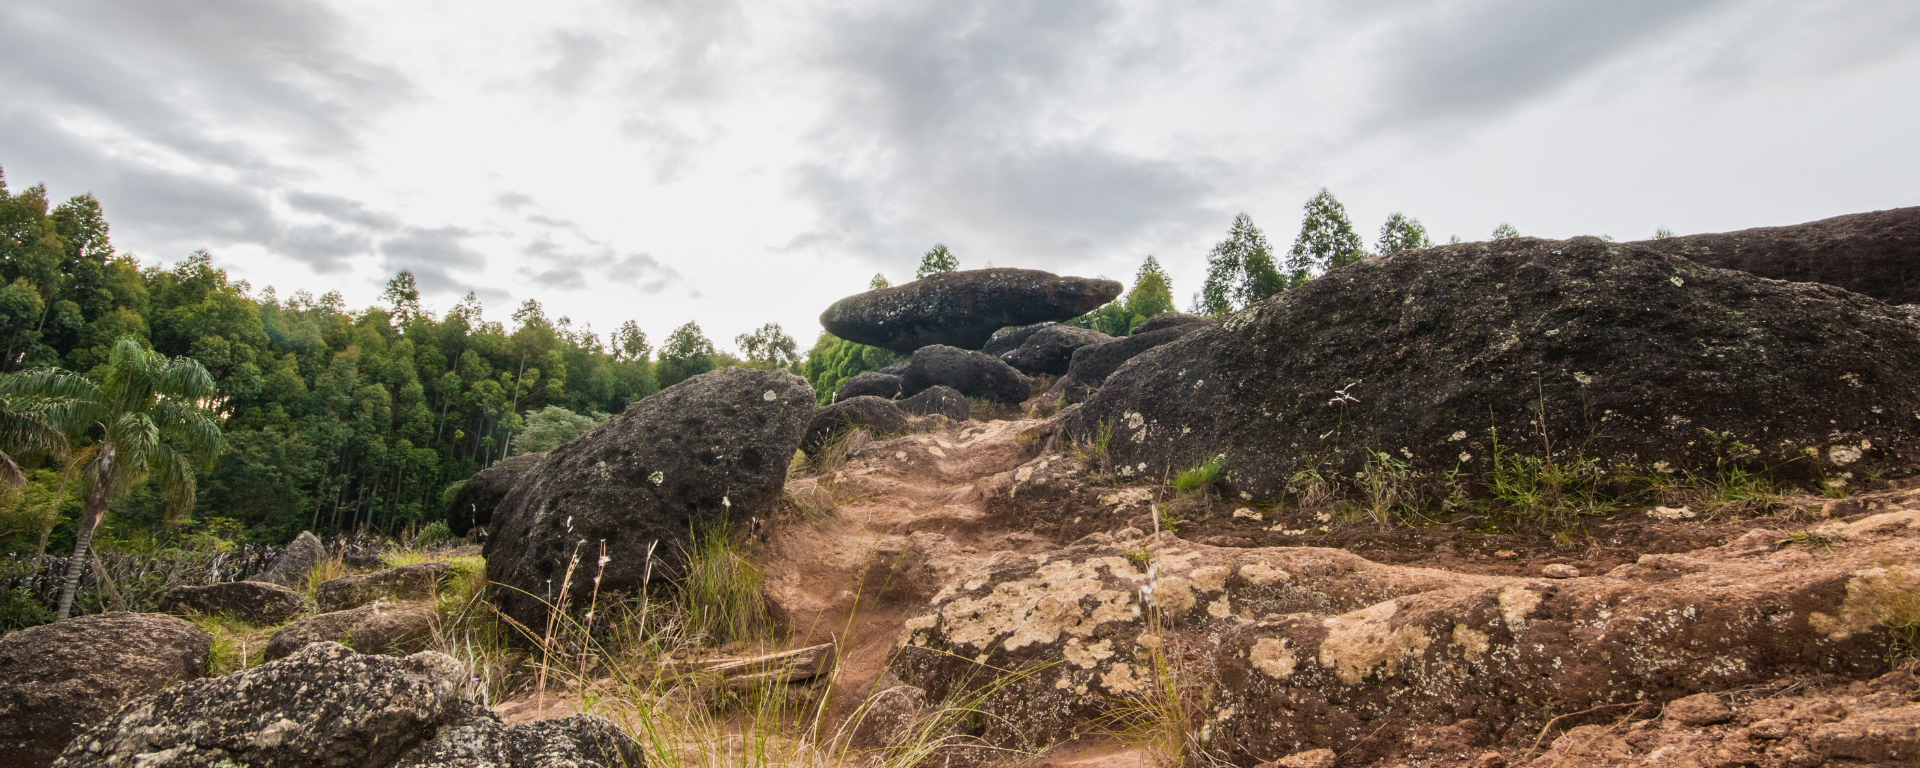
left=0, top=166, right=801, bottom=556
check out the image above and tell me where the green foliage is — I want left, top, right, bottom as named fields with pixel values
left=1492, top=223, right=1521, bottom=240
left=1654, top=227, right=1676, bottom=239
left=800, top=332, right=899, bottom=405
left=867, top=273, right=890, bottom=291
left=1172, top=454, right=1227, bottom=494
left=513, top=405, right=607, bottom=455
left=658, top=321, right=716, bottom=388
left=1080, top=256, right=1178, bottom=335
left=1196, top=214, right=1282, bottom=317
left=1286, top=189, right=1368, bottom=280
left=1482, top=431, right=1613, bottom=526
left=679, top=521, right=769, bottom=647
left=915, top=244, right=958, bottom=279
left=411, top=520, right=454, bottom=548
left=734, top=323, right=798, bottom=370
left=1376, top=213, right=1433, bottom=255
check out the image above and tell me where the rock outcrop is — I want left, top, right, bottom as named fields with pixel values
left=803, top=396, right=910, bottom=454
left=821, top=269, right=1122, bottom=354
left=1069, top=236, right=1920, bottom=494
left=248, top=531, right=325, bottom=588
left=1633, top=206, right=1920, bottom=305
left=445, top=453, right=543, bottom=537
left=888, top=512, right=1919, bottom=764
left=1000, top=325, right=1113, bottom=376
left=266, top=601, right=438, bottom=660
left=1055, top=317, right=1217, bottom=403
left=316, top=561, right=454, bottom=612
left=52, top=642, right=635, bottom=768
left=899, top=345, right=1030, bottom=404
left=160, top=581, right=309, bottom=625
left=486, top=367, right=813, bottom=635
left=0, top=613, right=210, bottom=768
left=983, top=322, right=1058, bottom=357
left=1132, top=312, right=1213, bottom=334
left=899, top=385, right=971, bottom=421
left=836, top=371, right=903, bottom=401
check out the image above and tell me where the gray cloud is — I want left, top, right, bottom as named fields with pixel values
left=789, top=0, right=1218, bottom=272
left=520, top=235, right=681, bottom=293
left=276, top=224, right=371, bottom=272
left=381, top=227, right=488, bottom=295
left=538, top=31, right=610, bottom=96
left=1361, top=0, right=1735, bottom=127
left=494, top=192, right=535, bottom=210
left=286, top=191, right=401, bottom=230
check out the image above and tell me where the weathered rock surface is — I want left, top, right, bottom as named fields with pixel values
left=1001, top=325, right=1114, bottom=376
left=887, top=512, right=1919, bottom=764
left=248, top=531, right=325, bottom=588
left=0, top=613, right=210, bottom=768
left=836, top=371, right=903, bottom=401
left=899, top=345, right=1030, bottom=404
left=265, top=601, right=439, bottom=661
left=52, top=643, right=470, bottom=768
left=899, top=385, right=971, bottom=421
left=822, top=269, right=1122, bottom=354
left=1069, top=236, right=1920, bottom=493
left=1633, top=206, right=1920, bottom=306
left=486, top=367, right=813, bottom=635
left=1132, top=312, right=1213, bottom=335
left=1524, top=668, right=1920, bottom=767
left=160, top=581, right=308, bottom=625
left=803, top=396, right=910, bottom=454
left=1056, top=317, right=1217, bottom=403
left=316, top=561, right=454, bottom=612
left=983, top=322, right=1057, bottom=357
left=387, top=712, right=637, bottom=768
left=445, top=453, right=543, bottom=537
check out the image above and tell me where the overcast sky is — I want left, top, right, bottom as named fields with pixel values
left=4, top=0, right=1917, bottom=352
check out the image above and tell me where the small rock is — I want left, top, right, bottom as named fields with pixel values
left=1001, top=325, right=1114, bottom=376
left=1494, top=549, right=1519, bottom=559
left=1470, top=752, right=1507, bottom=768
left=1665, top=692, right=1734, bottom=726
left=802, top=396, right=910, bottom=454
left=1649, top=505, right=1697, bottom=520
left=898, top=385, right=971, bottom=421
left=1276, top=748, right=1336, bottom=768
left=1232, top=508, right=1264, bottom=523
left=249, top=531, right=327, bottom=588
left=1542, top=563, right=1581, bottom=579
left=837, top=371, right=904, bottom=400
left=317, top=561, right=455, bottom=612
left=161, top=580, right=309, bottom=625
left=899, top=345, right=1030, bottom=404
left=389, top=712, right=637, bottom=767
left=266, top=601, right=439, bottom=660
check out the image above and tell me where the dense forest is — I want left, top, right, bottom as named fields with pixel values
left=0, top=163, right=1434, bottom=558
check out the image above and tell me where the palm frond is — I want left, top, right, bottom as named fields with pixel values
left=156, top=356, right=219, bottom=402
left=152, top=446, right=198, bottom=527
left=149, top=400, right=224, bottom=465
left=0, top=367, right=101, bottom=402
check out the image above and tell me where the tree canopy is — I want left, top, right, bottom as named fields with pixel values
left=915, top=244, right=958, bottom=279
left=1286, top=188, right=1368, bottom=281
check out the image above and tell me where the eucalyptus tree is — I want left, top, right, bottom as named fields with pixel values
left=2, top=337, right=221, bottom=619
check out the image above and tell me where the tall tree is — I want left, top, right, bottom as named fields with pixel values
left=658, top=321, right=716, bottom=387
left=915, top=244, right=958, bottom=279
left=735, top=323, right=798, bottom=369
left=1123, top=256, right=1176, bottom=326
left=382, top=270, right=422, bottom=321
left=0, top=389, right=73, bottom=510
left=2, top=338, right=221, bottom=619
left=613, top=321, right=650, bottom=362
left=1286, top=189, right=1367, bottom=281
left=1196, top=214, right=1282, bottom=317
left=1376, top=213, right=1433, bottom=255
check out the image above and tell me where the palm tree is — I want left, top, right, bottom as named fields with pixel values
left=1, top=338, right=222, bottom=619
left=0, top=390, right=75, bottom=510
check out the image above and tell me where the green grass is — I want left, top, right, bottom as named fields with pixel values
left=1171, top=454, right=1226, bottom=494
left=679, top=522, right=770, bottom=648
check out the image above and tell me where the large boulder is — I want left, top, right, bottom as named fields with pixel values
left=899, top=385, right=971, bottom=421
left=51, top=642, right=634, bottom=768
left=316, top=561, right=454, bottom=612
left=387, top=713, right=636, bottom=768
left=835, top=371, right=903, bottom=401
left=265, top=601, right=438, bottom=661
left=1067, top=236, right=1920, bottom=493
left=899, top=346, right=1030, bottom=404
left=249, top=531, right=325, bottom=588
left=803, top=397, right=910, bottom=455
left=1132, top=311, right=1213, bottom=334
left=486, top=367, right=813, bottom=635
left=821, top=269, right=1122, bottom=354
left=982, top=322, right=1057, bottom=357
left=1000, top=325, right=1114, bottom=376
left=1633, top=206, right=1920, bottom=305
left=0, top=613, right=210, bottom=768
left=445, top=452, right=543, bottom=537
left=1056, top=318, right=1217, bottom=403
left=160, top=581, right=308, bottom=625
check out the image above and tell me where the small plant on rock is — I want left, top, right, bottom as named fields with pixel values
left=1172, top=454, right=1227, bottom=495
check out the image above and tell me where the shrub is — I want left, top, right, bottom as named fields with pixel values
left=1172, top=454, right=1226, bottom=494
